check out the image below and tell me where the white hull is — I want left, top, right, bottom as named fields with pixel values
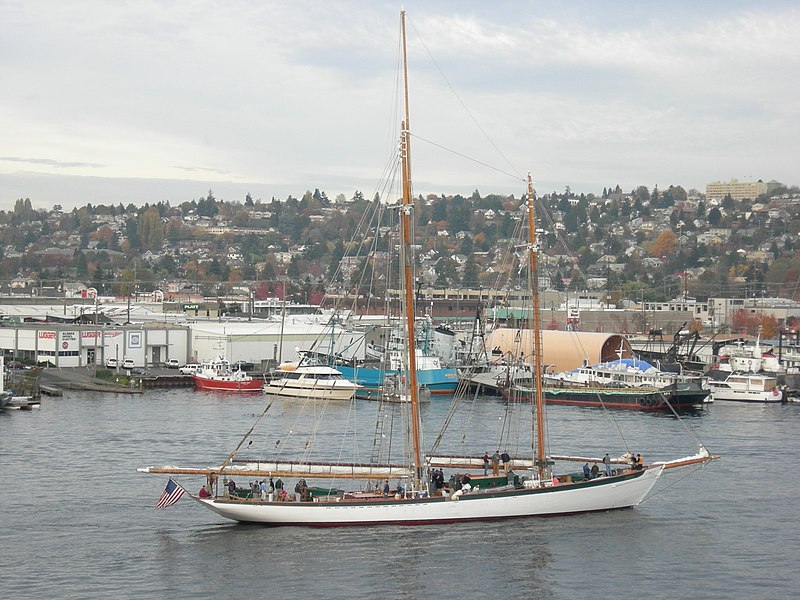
left=195, top=467, right=663, bottom=526
left=263, top=381, right=357, bottom=401
left=263, top=364, right=358, bottom=401
left=705, top=373, right=784, bottom=403
left=708, top=389, right=783, bottom=403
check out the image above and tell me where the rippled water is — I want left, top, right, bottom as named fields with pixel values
left=2, top=390, right=799, bottom=599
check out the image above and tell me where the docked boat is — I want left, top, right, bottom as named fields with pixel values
left=503, top=358, right=708, bottom=410
left=263, top=363, right=358, bottom=401
left=1, top=357, right=18, bottom=409
left=320, top=317, right=457, bottom=399
left=192, top=358, right=263, bottom=393
left=704, top=333, right=789, bottom=402
left=704, top=371, right=784, bottom=403
left=334, top=351, right=458, bottom=400
left=139, top=11, right=716, bottom=526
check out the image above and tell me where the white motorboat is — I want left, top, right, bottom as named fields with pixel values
left=263, top=364, right=358, bottom=401
left=704, top=371, right=784, bottom=403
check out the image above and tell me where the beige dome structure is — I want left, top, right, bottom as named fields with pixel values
left=485, top=329, right=632, bottom=373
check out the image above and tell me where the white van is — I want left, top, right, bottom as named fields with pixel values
left=180, top=363, right=200, bottom=375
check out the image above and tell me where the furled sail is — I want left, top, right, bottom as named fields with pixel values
left=138, top=460, right=414, bottom=480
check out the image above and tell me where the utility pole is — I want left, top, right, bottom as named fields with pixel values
left=92, top=289, right=98, bottom=377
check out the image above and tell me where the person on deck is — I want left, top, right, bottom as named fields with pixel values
left=295, top=479, right=308, bottom=501
left=483, top=452, right=490, bottom=476
left=383, top=480, right=390, bottom=497
left=226, top=479, right=237, bottom=496
left=501, top=450, right=511, bottom=473
left=491, top=451, right=501, bottom=476
left=590, top=463, right=599, bottom=479
left=603, top=453, right=612, bottom=476
left=259, top=479, right=267, bottom=501
left=583, top=463, right=591, bottom=480
left=294, top=480, right=302, bottom=500
left=636, top=454, right=644, bottom=470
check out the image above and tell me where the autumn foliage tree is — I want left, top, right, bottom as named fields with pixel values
left=730, top=309, right=778, bottom=337
left=648, top=231, right=677, bottom=257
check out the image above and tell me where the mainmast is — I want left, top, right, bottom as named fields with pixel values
left=526, top=174, right=549, bottom=480
left=400, top=10, right=423, bottom=487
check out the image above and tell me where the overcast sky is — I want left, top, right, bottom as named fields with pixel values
left=1, top=1, right=797, bottom=211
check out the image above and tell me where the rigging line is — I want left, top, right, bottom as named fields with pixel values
left=535, top=195, right=590, bottom=287
left=594, top=388, right=631, bottom=452
left=406, top=16, right=524, bottom=181
left=428, top=376, right=468, bottom=454
left=219, top=401, right=273, bottom=472
left=410, top=132, right=524, bottom=184
left=662, top=389, right=709, bottom=448
left=333, top=392, right=359, bottom=487
left=639, top=460, right=712, bottom=503
left=302, top=388, right=335, bottom=463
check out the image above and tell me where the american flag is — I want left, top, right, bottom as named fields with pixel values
left=156, top=478, right=186, bottom=509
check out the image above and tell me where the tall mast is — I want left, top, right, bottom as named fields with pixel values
left=400, top=10, right=423, bottom=486
left=526, top=174, right=548, bottom=479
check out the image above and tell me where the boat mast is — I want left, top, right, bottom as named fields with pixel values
left=526, top=174, right=549, bottom=479
left=400, top=10, right=423, bottom=487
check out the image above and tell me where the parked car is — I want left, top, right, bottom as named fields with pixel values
left=105, top=357, right=119, bottom=368
left=122, top=358, right=135, bottom=369
left=165, top=359, right=180, bottom=369
left=6, top=360, right=29, bottom=370
left=180, top=363, right=200, bottom=375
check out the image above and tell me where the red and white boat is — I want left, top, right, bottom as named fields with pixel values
left=192, top=358, right=263, bottom=392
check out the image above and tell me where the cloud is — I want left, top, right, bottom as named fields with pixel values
left=0, top=1, right=797, bottom=209
left=0, top=157, right=104, bottom=169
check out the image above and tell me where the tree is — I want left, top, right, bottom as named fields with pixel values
left=287, top=256, right=301, bottom=278
left=649, top=231, right=677, bottom=257
left=707, top=206, right=722, bottom=226
left=462, top=255, right=480, bottom=287
left=721, top=194, right=735, bottom=212
left=74, top=250, right=88, bottom=278
left=437, top=256, right=459, bottom=286
left=137, top=207, right=165, bottom=250
left=447, top=195, right=472, bottom=232
left=731, top=309, right=778, bottom=337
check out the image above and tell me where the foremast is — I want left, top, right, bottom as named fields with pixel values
left=526, top=174, right=550, bottom=481
left=400, top=10, right=424, bottom=488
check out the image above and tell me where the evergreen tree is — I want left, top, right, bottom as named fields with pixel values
left=462, top=255, right=480, bottom=287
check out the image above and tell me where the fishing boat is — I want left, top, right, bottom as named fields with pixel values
left=263, top=363, right=358, bottom=401
left=320, top=317, right=458, bottom=399
left=192, top=358, right=263, bottom=393
left=139, top=11, right=716, bottom=526
left=334, top=350, right=457, bottom=399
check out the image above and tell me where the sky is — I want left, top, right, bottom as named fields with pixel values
left=1, top=0, right=798, bottom=211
